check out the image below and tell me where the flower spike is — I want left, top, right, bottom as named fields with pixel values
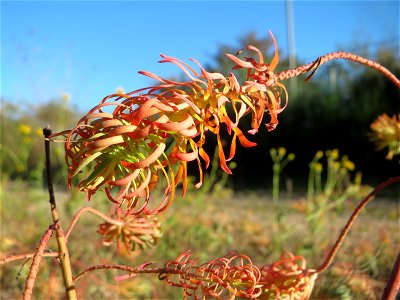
left=51, top=32, right=288, bottom=214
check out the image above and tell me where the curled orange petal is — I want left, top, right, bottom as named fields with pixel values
left=124, top=168, right=152, bottom=199
left=109, top=169, right=141, bottom=186
left=225, top=53, right=254, bottom=69
left=199, top=147, right=210, bottom=169
left=109, top=125, right=138, bottom=137
left=233, top=126, right=257, bottom=148
left=121, top=142, right=166, bottom=169
left=269, top=31, right=279, bottom=71
left=217, top=134, right=232, bottom=175
left=171, top=149, right=198, bottom=162
left=88, top=135, right=125, bottom=149
left=155, top=115, right=194, bottom=132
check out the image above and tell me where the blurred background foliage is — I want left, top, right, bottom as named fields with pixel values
left=1, top=33, right=399, bottom=300
left=1, top=34, right=399, bottom=193
left=0, top=93, right=78, bottom=187
left=204, top=32, right=399, bottom=194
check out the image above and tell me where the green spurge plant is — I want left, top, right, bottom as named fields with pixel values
left=270, top=147, right=295, bottom=205
left=306, top=149, right=364, bottom=233
left=1, top=31, right=400, bottom=300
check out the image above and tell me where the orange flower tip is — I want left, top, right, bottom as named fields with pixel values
left=248, top=129, right=258, bottom=135
left=225, top=53, right=254, bottom=69
left=266, top=123, right=278, bottom=132
left=248, top=142, right=257, bottom=147
left=171, top=151, right=198, bottom=162
left=86, top=193, right=93, bottom=202
left=181, top=189, right=186, bottom=198
left=194, top=182, right=203, bottom=189
left=239, top=138, right=257, bottom=148
left=114, top=273, right=137, bottom=281
left=221, top=165, right=233, bottom=175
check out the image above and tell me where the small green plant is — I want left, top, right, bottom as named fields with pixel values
left=307, top=150, right=324, bottom=204
left=306, top=149, right=366, bottom=232
left=0, top=97, right=78, bottom=186
left=270, top=147, right=295, bottom=206
left=0, top=123, right=44, bottom=184
left=185, top=146, right=237, bottom=205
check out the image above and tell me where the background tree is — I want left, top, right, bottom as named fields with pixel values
left=200, top=33, right=400, bottom=192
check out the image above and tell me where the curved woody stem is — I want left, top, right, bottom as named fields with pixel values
left=381, top=252, right=400, bottom=300
left=65, top=206, right=124, bottom=240
left=276, top=51, right=400, bottom=88
left=315, top=176, right=400, bottom=274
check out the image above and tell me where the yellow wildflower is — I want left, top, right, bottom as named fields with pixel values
left=19, top=124, right=31, bottom=135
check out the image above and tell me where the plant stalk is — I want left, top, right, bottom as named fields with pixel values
left=272, top=164, right=280, bottom=206
left=381, top=251, right=400, bottom=300
left=43, top=128, right=77, bottom=300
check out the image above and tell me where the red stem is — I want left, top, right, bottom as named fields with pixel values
left=381, top=252, right=400, bottom=300
left=0, top=252, right=58, bottom=265
left=65, top=206, right=124, bottom=240
left=315, top=176, right=400, bottom=274
left=276, top=51, right=400, bottom=88
left=73, top=264, right=180, bottom=283
left=22, top=226, right=54, bottom=300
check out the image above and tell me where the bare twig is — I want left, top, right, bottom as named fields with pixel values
left=43, top=127, right=59, bottom=223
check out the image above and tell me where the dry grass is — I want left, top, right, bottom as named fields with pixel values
left=1, top=181, right=399, bottom=299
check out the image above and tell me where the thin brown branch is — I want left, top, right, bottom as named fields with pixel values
left=275, top=51, right=400, bottom=88
left=73, top=263, right=176, bottom=283
left=43, top=128, right=77, bottom=300
left=0, top=252, right=58, bottom=265
left=23, top=226, right=54, bottom=300
left=315, top=176, right=400, bottom=274
left=381, top=252, right=400, bottom=300
left=43, top=128, right=59, bottom=222
left=65, top=206, right=124, bottom=240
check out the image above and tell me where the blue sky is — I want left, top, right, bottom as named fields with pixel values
left=2, top=1, right=399, bottom=112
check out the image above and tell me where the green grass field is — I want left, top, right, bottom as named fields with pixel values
left=1, top=179, right=398, bottom=299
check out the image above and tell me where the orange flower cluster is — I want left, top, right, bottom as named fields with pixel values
left=259, top=252, right=317, bottom=300
left=161, top=251, right=262, bottom=299
left=147, top=251, right=316, bottom=299
left=369, top=113, right=400, bottom=160
left=53, top=32, right=287, bottom=214
left=97, top=211, right=162, bottom=253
